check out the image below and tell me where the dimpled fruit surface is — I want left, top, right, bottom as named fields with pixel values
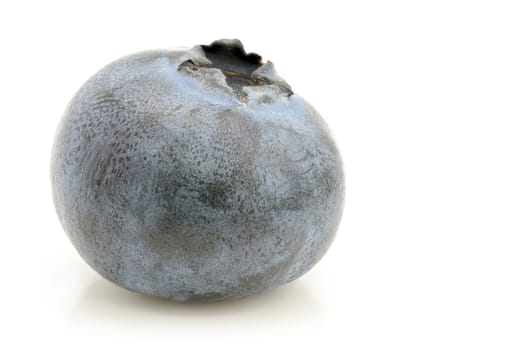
left=51, top=39, right=345, bottom=301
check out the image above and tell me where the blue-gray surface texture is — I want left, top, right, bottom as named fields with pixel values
left=51, top=40, right=344, bottom=301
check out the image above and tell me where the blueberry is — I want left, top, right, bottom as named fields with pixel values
left=51, top=39, right=345, bottom=301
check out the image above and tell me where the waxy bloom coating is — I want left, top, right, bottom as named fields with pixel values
left=51, top=39, right=344, bottom=301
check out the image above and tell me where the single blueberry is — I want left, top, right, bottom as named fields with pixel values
left=51, top=39, right=345, bottom=301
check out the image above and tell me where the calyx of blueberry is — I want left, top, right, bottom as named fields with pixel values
left=178, top=39, right=292, bottom=101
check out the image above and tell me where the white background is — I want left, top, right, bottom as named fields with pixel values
left=1, top=0, right=524, bottom=348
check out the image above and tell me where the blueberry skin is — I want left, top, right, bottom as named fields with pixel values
left=51, top=40, right=344, bottom=301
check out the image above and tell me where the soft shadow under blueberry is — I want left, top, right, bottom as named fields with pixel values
left=68, top=274, right=325, bottom=332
